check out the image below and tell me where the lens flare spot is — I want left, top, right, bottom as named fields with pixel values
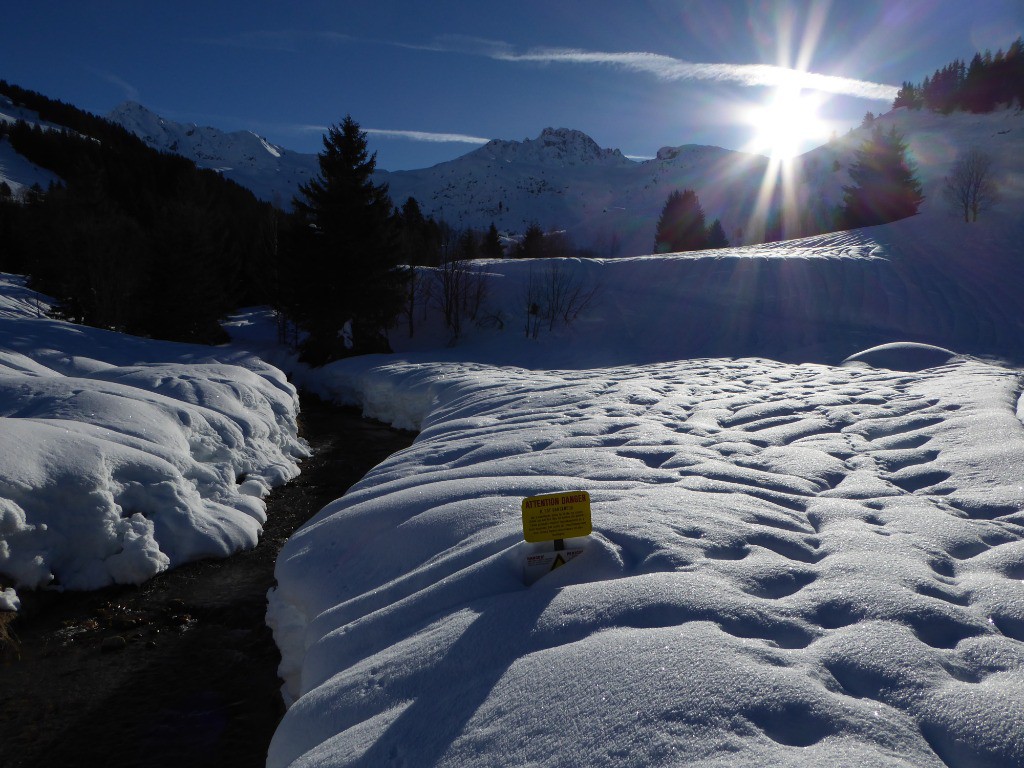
left=746, top=87, right=828, bottom=159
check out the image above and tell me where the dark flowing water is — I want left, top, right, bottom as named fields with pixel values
left=0, top=396, right=414, bottom=768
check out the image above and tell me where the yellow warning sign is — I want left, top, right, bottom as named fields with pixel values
left=521, top=491, right=592, bottom=543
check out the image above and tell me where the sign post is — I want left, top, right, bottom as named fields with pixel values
left=521, top=491, right=591, bottom=584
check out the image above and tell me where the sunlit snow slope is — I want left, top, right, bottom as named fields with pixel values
left=269, top=356, right=1024, bottom=768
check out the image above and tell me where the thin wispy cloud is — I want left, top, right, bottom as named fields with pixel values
left=247, top=123, right=489, bottom=146
left=194, top=30, right=351, bottom=52
left=427, top=36, right=898, bottom=102
left=364, top=128, right=489, bottom=144
left=92, top=69, right=139, bottom=101
left=507, top=48, right=897, bottom=101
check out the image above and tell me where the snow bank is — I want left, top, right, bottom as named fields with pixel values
left=268, top=355, right=1024, bottom=767
left=0, top=274, right=309, bottom=603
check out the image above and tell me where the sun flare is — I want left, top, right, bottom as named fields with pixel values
left=746, top=87, right=828, bottom=159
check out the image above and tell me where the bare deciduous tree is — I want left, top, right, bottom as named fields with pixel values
left=522, top=260, right=598, bottom=339
left=433, top=247, right=488, bottom=342
left=944, top=148, right=997, bottom=223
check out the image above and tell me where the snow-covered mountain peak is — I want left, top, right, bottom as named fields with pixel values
left=110, top=100, right=286, bottom=161
left=469, top=126, right=632, bottom=167
left=108, top=100, right=318, bottom=206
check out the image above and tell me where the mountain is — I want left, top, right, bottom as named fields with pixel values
left=377, top=132, right=777, bottom=257
left=106, top=101, right=1023, bottom=258
left=106, top=103, right=781, bottom=255
left=104, top=102, right=846, bottom=256
left=108, top=101, right=318, bottom=207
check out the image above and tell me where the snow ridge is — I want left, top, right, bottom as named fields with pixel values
left=469, top=127, right=633, bottom=167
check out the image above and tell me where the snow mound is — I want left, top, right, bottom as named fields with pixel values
left=268, top=356, right=1024, bottom=767
left=0, top=274, right=309, bottom=603
left=843, top=342, right=959, bottom=371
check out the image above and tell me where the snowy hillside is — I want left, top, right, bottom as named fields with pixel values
left=263, top=107, right=1024, bottom=767
left=108, top=101, right=319, bottom=206
left=270, top=353, right=1024, bottom=768
left=0, top=275, right=309, bottom=611
left=0, top=94, right=63, bottom=195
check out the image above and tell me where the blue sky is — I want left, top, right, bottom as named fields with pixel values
left=3, top=1, right=1022, bottom=170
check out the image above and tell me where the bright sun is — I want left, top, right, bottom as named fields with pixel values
left=746, top=87, right=829, bottom=159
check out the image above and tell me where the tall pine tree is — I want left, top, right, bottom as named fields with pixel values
left=654, top=189, right=707, bottom=252
left=286, top=116, right=406, bottom=364
left=841, top=126, right=924, bottom=229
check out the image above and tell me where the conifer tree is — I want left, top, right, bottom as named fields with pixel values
left=514, top=223, right=546, bottom=259
left=481, top=223, right=504, bottom=258
left=705, top=218, right=729, bottom=249
left=841, top=126, right=924, bottom=228
left=395, top=196, right=441, bottom=266
left=654, top=189, right=707, bottom=252
left=287, top=116, right=405, bottom=363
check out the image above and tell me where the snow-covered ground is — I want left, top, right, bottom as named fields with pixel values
left=264, top=111, right=1024, bottom=766
left=0, top=274, right=308, bottom=610
left=268, top=353, right=1024, bottom=767
left=2, top=102, right=1023, bottom=765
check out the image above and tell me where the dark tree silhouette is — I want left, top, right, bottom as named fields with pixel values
left=513, top=223, right=546, bottom=259
left=395, top=197, right=441, bottom=266
left=654, top=189, right=707, bottom=252
left=892, top=39, right=1023, bottom=114
left=481, top=223, right=504, bottom=258
left=705, top=218, right=729, bottom=249
left=841, top=126, right=924, bottom=228
left=943, top=148, right=997, bottom=222
left=286, top=116, right=406, bottom=364
left=892, top=81, right=923, bottom=110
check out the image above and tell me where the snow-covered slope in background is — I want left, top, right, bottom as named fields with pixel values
left=0, top=94, right=63, bottom=195
left=108, top=101, right=318, bottom=206
left=0, top=274, right=309, bottom=610
left=379, top=133, right=769, bottom=257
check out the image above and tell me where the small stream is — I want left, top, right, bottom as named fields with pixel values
left=0, top=395, right=414, bottom=768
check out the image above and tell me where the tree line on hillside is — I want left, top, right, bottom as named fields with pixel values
left=0, top=81, right=278, bottom=342
left=892, top=37, right=1024, bottom=113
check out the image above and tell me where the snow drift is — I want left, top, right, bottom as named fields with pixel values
left=0, top=275, right=308, bottom=609
left=268, top=356, right=1024, bottom=767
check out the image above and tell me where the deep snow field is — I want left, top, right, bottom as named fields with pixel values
left=2, top=107, right=1024, bottom=766
left=269, top=353, right=1024, bottom=767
